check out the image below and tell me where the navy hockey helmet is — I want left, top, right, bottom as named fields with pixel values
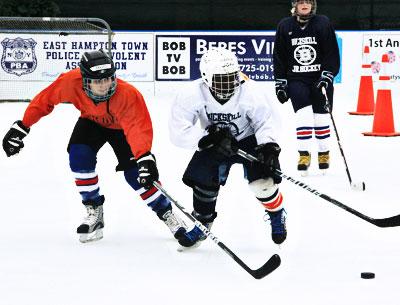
left=291, top=0, right=317, bottom=21
left=79, top=50, right=117, bottom=102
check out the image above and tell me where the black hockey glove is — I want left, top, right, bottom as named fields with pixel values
left=275, top=79, right=289, bottom=104
left=316, top=70, right=334, bottom=90
left=2, top=120, right=30, bottom=157
left=255, top=142, right=282, bottom=184
left=136, top=152, right=159, bottom=189
left=198, top=125, right=238, bottom=157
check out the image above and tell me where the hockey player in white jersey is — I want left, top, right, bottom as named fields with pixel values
left=169, top=47, right=287, bottom=248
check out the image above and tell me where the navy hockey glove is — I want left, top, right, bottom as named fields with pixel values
left=255, top=142, right=282, bottom=184
left=316, top=71, right=334, bottom=90
left=136, top=152, right=159, bottom=189
left=275, top=79, right=289, bottom=104
left=2, top=120, right=30, bottom=157
left=198, top=125, right=238, bottom=157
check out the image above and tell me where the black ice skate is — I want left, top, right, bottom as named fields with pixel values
left=160, top=209, right=188, bottom=240
left=77, top=204, right=104, bottom=243
left=177, top=211, right=216, bottom=252
left=298, top=151, right=311, bottom=176
left=266, top=209, right=287, bottom=244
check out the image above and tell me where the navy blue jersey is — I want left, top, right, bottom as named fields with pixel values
left=273, top=15, right=340, bottom=82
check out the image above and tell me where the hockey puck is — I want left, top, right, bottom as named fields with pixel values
left=361, top=272, right=375, bottom=279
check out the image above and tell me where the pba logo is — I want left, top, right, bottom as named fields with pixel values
left=1, top=37, right=37, bottom=76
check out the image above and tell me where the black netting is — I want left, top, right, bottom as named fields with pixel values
left=0, top=17, right=113, bottom=102
left=0, top=17, right=110, bottom=34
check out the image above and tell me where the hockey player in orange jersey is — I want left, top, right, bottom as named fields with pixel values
left=2, top=50, right=188, bottom=243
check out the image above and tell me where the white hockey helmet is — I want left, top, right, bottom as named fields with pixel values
left=199, top=47, right=241, bottom=101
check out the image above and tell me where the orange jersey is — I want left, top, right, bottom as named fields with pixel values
left=22, top=68, right=153, bottom=159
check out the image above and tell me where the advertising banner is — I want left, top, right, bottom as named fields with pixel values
left=0, top=32, right=154, bottom=82
left=156, top=34, right=276, bottom=81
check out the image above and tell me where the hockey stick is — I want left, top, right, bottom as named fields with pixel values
left=321, top=87, right=366, bottom=191
left=236, top=149, right=400, bottom=228
left=153, top=181, right=281, bottom=279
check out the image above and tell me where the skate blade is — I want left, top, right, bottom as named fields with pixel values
left=177, top=241, right=203, bottom=252
left=79, top=229, right=103, bottom=243
left=320, top=169, right=328, bottom=175
left=300, top=170, right=308, bottom=177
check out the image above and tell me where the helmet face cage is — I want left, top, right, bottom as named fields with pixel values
left=79, top=50, right=117, bottom=102
left=200, top=47, right=241, bottom=101
left=210, top=71, right=240, bottom=100
left=82, top=75, right=117, bottom=102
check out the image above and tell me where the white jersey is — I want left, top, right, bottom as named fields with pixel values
left=169, top=78, right=281, bottom=150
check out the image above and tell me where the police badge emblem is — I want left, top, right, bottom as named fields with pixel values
left=1, top=37, right=37, bottom=76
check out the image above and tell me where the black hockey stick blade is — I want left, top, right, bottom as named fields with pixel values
left=372, top=214, right=400, bottom=228
left=251, top=254, right=281, bottom=279
left=219, top=242, right=281, bottom=279
left=320, top=194, right=400, bottom=228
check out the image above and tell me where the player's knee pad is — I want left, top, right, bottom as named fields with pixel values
left=249, top=178, right=283, bottom=211
left=193, top=185, right=219, bottom=216
left=69, top=144, right=97, bottom=172
left=249, top=178, right=278, bottom=199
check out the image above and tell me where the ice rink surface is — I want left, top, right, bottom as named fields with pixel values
left=1, top=82, right=400, bottom=305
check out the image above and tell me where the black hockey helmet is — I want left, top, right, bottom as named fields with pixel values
left=79, top=50, right=117, bottom=102
left=291, top=0, right=317, bottom=21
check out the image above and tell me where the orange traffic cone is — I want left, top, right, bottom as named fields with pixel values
left=349, top=46, right=375, bottom=115
left=363, top=54, right=400, bottom=137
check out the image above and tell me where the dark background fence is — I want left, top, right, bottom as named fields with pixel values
left=1, top=0, right=399, bottom=30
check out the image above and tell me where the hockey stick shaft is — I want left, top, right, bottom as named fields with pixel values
left=236, top=149, right=400, bottom=228
left=153, top=182, right=281, bottom=279
left=321, top=87, right=354, bottom=185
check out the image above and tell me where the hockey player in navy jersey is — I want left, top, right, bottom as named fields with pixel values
left=169, top=47, right=286, bottom=249
left=273, top=0, right=340, bottom=176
